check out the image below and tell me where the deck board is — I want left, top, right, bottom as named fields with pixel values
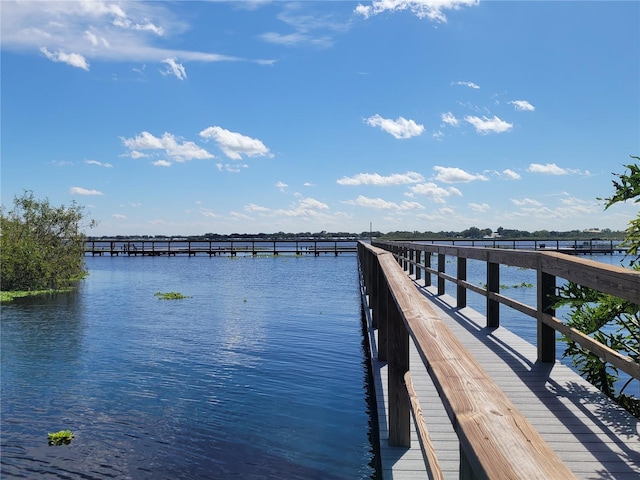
left=362, top=275, right=640, bottom=479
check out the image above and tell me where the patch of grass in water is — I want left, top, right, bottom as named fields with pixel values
left=154, top=291, right=191, bottom=300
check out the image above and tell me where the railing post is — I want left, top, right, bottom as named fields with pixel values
left=538, top=270, right=556, bottom=362
left=378, top=268, right=389, bottom=362
left=415, top=250, right=422, bottom=282
left=424, top=252, right=431, bottom=287
left=437, top=253, right=446, bottom=295
left=370, top=255, right=380, bottom=329
left=387, top=290, right=410, bottom=448
left=408, top=248, right=414, bottom=276
left=487, top=261, right=500, bottom=327
left=457, top=256, right=467, bottom=309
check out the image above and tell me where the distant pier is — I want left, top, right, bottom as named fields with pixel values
left=85, top=239, right=358, bottom=257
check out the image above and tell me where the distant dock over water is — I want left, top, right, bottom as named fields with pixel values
left=85, top=237, right=627, bottom=257
left=85, top=238, right=358, bottom=256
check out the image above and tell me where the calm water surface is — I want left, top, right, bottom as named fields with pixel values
left=1, top=255, right=375, bottom=479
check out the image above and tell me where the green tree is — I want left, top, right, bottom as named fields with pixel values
left=1, top=191, right=95, bottom=292
left=555, top=159, right=640, bottom=418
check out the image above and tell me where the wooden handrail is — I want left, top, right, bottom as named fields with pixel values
left=374, top=240, right=640, bottom=379
left=359, top=242, right=576, bottom=479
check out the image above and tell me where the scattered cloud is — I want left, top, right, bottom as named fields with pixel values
left=510, top=100, right=535, bottom=111
left=511, top=198, right=543, bottom=207
left=69, top=186, right=104, bottom=195
left=433, top=166, right=488, bottom=183
left=342, top=195, right=425, bottom=210
left=453, top=80, right=480, bottom=89
left=337, top=171, right=424, bottom=186
left=122, top=131, right=214, bottom=162
left=162, top=58, right=187, bottom=80
left=441, top=111, right=460, bottom=126
left=260, top=2, right=351, bottom=48
left=85, top=160, right=113, bottom=168
left=468, top=202, right=490, bottom=212
left=245, top=203, right=271, bottom=213
left=500, top=169, right=521, bottom=180
left=406, top=183, right=462, bottom=203
left=273, top=197, right=330, bottom=217
left=112, top=214, right=127, bottom=219
left=153, top=160, right=172, bottom=167
left=3, top=1, right=247, bottom=73
left=355, top=0, right=479, bottom=23
left=40, top=47, right=89, bottom=70
left=200, top=126, right=272, bottom=160
left=276, top=181, right=288, bottom=192
left=464, top=115, right=513, bottom=134
left=527, top=163, right=570, bottom=175
left=364, top=114, right=425, bottom=139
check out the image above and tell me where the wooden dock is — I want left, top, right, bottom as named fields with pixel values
left=85, top=239, right=357, bottom=257
left=359, top=241, right=640, bottom=479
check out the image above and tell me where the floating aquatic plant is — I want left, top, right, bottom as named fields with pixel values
left=154, top=291, right=191, bottom=300
left=48, top=429, right=74, bottom=446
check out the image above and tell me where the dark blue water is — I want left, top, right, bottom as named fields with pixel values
left=1, top=255, right=375, bottom=479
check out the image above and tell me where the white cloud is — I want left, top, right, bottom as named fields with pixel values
left=162, top=58, right=187, bottom=80
left=337, top=171, right=424, bottom=186
left=464, top=115, right=513, bottom=134
left=122, top=131, right=213, bottom=162
left=510, top=100, right=535, bottom=111
left=276, top=181, right=288, bottom=191
left=453, top=80, right=480, bottom=89
left=355, top=0, right=479, bottom=23
left=40, top=47, right=89, bottom=70
left=408, top=182, right=462, bottom=203
left=85, top=159, right=113, bottom=168
left=364, top=114, right=425, bottom=139
left=433, top=166, right=488, bottom=183
left=273, top=197, right=331, bottom=217
left=245, top=203, right=271, bottom=213
left=4, top=2, right=247, bottom=73
left=342, top=195, right=425, bottom=210
left=511, top=198, right=543, bottom=207
left=468, top=202, right=490, bottom=212
left=441, top=111, right=459, bottom=126
left=112, top=214, right=126, bottom=219
left=199, top=126, right=271, bottom=160
left=501, top=169, right=521, bottom=180
left=153, top=160, right=172, bottom=167
left=527, top=163, right=568, bottom=175
left=69, top=186, right=104, bottom=195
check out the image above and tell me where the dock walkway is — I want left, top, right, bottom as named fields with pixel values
left=362, top=275, right=640, bottom=479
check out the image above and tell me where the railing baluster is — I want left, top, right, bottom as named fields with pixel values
left=487, top=260, right=500, bottom=327
left=387, top=284, right=410, bottom=447
left=457, top=256, right=467, bottom=309
left=437, top=254, right=446, bottom=296
left=538, top=270, right=556, bottom=362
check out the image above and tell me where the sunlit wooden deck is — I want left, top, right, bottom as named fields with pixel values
left=361, top=274, right=640, bottom=479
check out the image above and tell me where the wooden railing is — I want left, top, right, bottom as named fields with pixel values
left=373, top=240, right=640, bottom=379
left=358, top=240, right=640, bottom=479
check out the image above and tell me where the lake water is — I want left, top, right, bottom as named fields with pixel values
left=1, top=251, right=635, bottom=479
left=1, top=255, right=376, bottom=479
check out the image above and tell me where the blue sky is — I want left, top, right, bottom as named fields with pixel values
left=2, top=0, right=639, bottom=236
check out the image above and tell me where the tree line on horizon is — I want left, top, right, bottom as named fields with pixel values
left=87, top=226, right=625, bottom=242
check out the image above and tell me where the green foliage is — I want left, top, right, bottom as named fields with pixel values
left=556, top=158, right=640, bottom=418
left=600, top=158, right=640, bottom=261
left=1, top=191, right=95, bottom=291
left=154, top=291, right=191, bottom=300
left=48, top=429, right=74, bottom=446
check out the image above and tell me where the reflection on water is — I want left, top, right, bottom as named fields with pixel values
left=1, top=255, right=375, bottom=479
